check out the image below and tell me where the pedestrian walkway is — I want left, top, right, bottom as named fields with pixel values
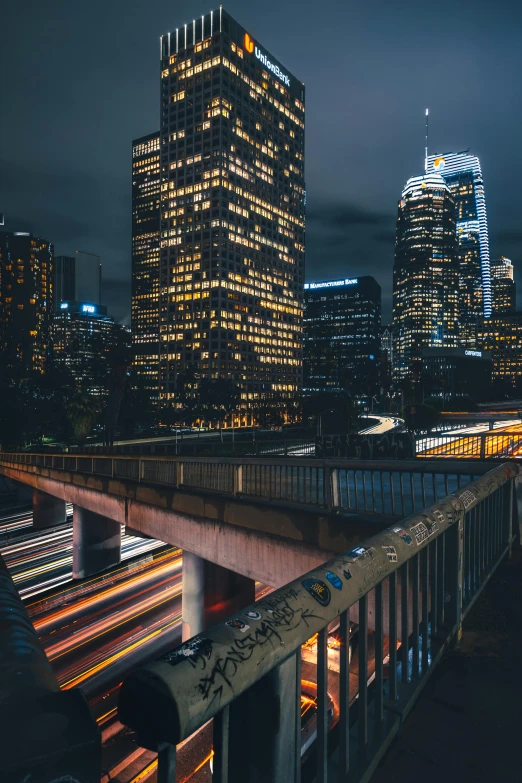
left=372, top=548, right=522, bottom=783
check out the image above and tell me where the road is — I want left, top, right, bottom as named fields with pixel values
left=359, top=415, right=404, bottom=434
left=417, top=420, right=522, bottom=458
left=0, top=506, right=166, bottom=600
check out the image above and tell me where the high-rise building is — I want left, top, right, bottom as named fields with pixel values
left=0, top=230, right=53, bottom=376
left=477, top=312, right=522, bottom=391
left=131, top=132, right=161, bottom=401
left=392, top=173, right=459, bottom=380
left=53, top=300, right=117, bottom=394
left=54, top=251, right=102, bottom=307
left=421, top=347, right=492, bottom=400
left=427, top=152, right=491, bottom=345
left=490, top=256, right=516, bottom=315
left=158, top=9, right=305, bottom=408
left=303, top=276, right=381, bottom=396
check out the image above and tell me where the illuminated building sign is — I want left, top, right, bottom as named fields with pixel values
left=304, top=278, right=358, bottom=291
left=465, top=349, right=482, bottom=357
left=81, top=304, right=96, bottom=314
left=244, top=33, right=290, bottom=87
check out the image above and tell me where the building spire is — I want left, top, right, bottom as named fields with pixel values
left=425, top=108, right=429, bottom=174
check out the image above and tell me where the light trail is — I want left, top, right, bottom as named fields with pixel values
left=31, top=548, right=181, bottom=633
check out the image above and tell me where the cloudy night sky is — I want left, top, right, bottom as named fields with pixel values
left=1, top=0, right=521, bottom=323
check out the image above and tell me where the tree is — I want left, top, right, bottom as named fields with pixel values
left=302, top=392, right=361, bottom=434
left=402, top=402, right=440, bottom=435
left=66, top=392, right=100, bottom=444
left=198, top=378, right=241, bottom=439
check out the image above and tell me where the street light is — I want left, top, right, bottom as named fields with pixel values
left=317, top=409, right=334, bottom=438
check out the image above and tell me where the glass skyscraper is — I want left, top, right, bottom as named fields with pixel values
left=392, top=173, right=459, bottom=380
left=490, top=256, right=516, bottom=315
left=131, top=132, right=161, bottom=401
left=0, top=230, right=54, bottom=377
left=158, top=8, right=305, bottom=407
left=427, top=152, right=491, bottom=345
left=303, top=276, right=381, bottom=396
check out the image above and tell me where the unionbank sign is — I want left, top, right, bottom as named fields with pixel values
left=244, top=33, right=290, bottom=87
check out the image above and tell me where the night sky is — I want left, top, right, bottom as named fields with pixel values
left=1, top=0, right=521, bottom=323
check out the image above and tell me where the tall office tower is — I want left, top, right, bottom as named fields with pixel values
left=131, top=132, right=161, bottom=400
left=54, top=251, right=102, bottom=307
left=392, top=173, right=459, bottom=381
left=490, top=256, right=516, bottom=315
left=159, top=9, right=305, bottom=408
left=53, top=301, right=116, bottom=394
left=427, top=152, right=491, bottom=346
left=0, top=231, right=53, bottom=376
left=478, top=312, right=522, bottom=391
left=303, top=277, right=381, bottom=396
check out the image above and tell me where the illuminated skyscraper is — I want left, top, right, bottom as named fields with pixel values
left=490, top=256, right=516, bottom=315
left=0, top=230, right=53, bottom=376
left=158, top=9, right=305, bottom=408
left=392, top=173, right=459, bottom=380
left=131, top=132, right=161, bottom=400
left=427, top=151, right=491, bottom=345
left=303, top=277, right=381, bottom=396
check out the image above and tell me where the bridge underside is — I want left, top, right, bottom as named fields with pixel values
left=0, top=464, right=382, bottom=587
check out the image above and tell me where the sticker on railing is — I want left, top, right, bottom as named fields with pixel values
left=302, top=578, right=331, bottom=607
left=225, top=618, right=250, bottom=633
left=410, top=521, right=430, bottom=545
left=393, top=527, right=413, bottom=545
left=162, top=636, right=213, bottom=667
left=324, top=571, right=343, bottom=590
left=243, top=610, right=262, bottom=621
left=459, top=489, right=476, bottom=509
left=383, top=545, right=398, bottom=563
left=343, top=567, right=352, bottom=581
left=345, top=546, right=374, bottom=561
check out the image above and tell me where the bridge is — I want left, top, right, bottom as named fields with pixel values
left=1, top=451, right=521, bottom=782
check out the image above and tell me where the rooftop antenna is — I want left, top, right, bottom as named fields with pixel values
left=424, top=108, right=429, bottom=174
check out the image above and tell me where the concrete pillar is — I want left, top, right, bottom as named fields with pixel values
left=72, top=506, right=121, bottom=579
left=182, top=551, right=255, bottom=641
left=32, top=489, right=67, bottom=530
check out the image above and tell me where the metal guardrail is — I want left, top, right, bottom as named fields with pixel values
left=0, top=554, right=100, bottom=782
left=1, top=452, right=493, bottom=519
left=416, top=430, right=522, bottom=459
left=118, top=461, right=519, bottom=783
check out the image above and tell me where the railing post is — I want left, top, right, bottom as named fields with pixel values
left=234, top=464, right=243, bottom=496
left=479, top=434, right=486, bottom=461
left=325, top=467, right=339, bottom=511
left=176, top=461, right=184, bottom=488
left=513, top=474, right=522, bottom=547
left=445, top=506, right=465, bottom=640
left=227, top=653, right=299, bottom=782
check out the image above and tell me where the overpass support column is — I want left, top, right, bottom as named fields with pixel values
left=73, top=506, right=121, bottom=580
left=32, top=489, right=67, bottom=530
left=182, top=552, right=255, bottom=641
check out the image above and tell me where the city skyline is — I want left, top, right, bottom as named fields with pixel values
left=1, top=0, right=521, bottom=324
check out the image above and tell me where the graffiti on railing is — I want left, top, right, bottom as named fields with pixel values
left=316, top=432, right=415, bottom=460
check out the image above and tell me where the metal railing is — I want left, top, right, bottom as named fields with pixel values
left=416, top=429, right=522, bottom=459
left=118, top=461, right=520, bottom=783
left=0, top=452, right=494, bottom=519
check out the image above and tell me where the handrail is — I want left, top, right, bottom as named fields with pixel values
left=118, top=461, right=519, bottom=752
left=0, top=553, right=100, bottom=781
left=0, top=450, right=500, bottom=473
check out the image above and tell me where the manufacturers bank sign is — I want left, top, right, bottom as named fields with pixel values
left=244, top=33, right=290, bottom=87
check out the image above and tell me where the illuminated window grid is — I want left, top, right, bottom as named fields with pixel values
left=158, top=9, right=305, bottom=403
